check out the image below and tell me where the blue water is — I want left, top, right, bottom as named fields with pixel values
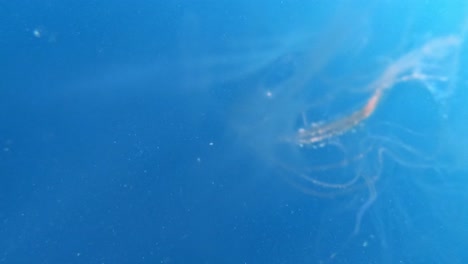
left=2, top=1, right=468, bottom=263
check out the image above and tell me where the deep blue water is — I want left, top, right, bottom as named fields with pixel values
left=2, top=1, right=468, bottom=263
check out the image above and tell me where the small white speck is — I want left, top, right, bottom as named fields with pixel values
left=208, top=142, right=214, bottom=146
left=33, top=29, right=41, bottom=38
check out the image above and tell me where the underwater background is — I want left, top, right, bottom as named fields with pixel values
left=1, top=1, right=468, bottom=263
